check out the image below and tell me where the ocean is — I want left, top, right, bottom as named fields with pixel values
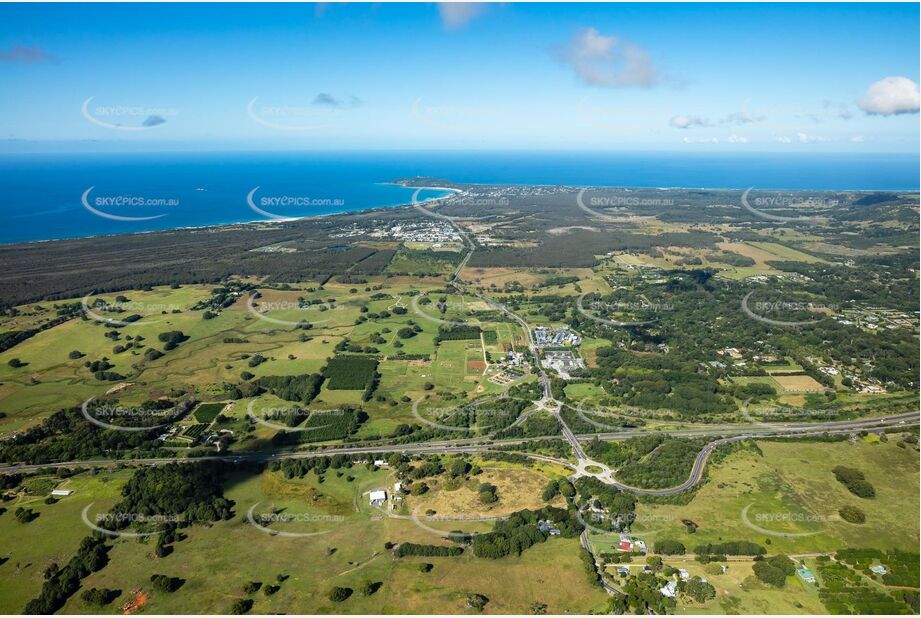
left=0, top=150, right=917, bottom=245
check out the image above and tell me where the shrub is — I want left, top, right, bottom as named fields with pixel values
left=838, top=505, right=866, bottom=524
left=328, top=586, right=353, bottom=602
left=653, top=540, right=686, bottom=555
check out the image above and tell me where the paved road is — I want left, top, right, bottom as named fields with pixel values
left=580, top=529, right=623, bottom=595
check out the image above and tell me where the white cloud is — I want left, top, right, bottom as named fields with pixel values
left=857, top=76, right=920, bottom=116
left=438, top=3, right=487, bottom=30
left=721, top=111, right=764, bottom=125
left=774, top=136, right=792, bottom=144
left=848, top=135, right=865, bottom=143
left=727, top=134, right=749, bottom=144
left=669, top=115, right=711, bottom=129
left=670, top=109, right=764, bottom=129
left=557, top=28, right=658, bottom=88
left=797, top=132, right=827, bottom=144
left=682, top=136, right=719, bottom=144
left=823, top=101, right=853, bottom=120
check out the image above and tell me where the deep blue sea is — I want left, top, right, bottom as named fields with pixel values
left=0, top=151, right=917, bottom=245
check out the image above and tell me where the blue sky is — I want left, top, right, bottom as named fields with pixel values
left=0, top=2, right=918, bottom=152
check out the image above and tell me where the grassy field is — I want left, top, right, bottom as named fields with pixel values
left=630, top=436, right=920, bottom=555
left=405, top=463, right=564, bottom=518
left=49, top=465, right=607, bottom=615
left=0, top=470, right=132, bottom=613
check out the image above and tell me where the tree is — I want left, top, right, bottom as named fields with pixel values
left=683, top=577, right=716, bottom=603
left=838, top=505, right=866, bottom=524
left=230, top=599, right=253, bottom=614
left=653, top=540, right=686, bottom=555
left=150, top=574, right=184, bottom=593
left=328, top=586, right=353, bottom=602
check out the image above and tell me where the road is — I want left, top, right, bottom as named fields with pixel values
left=3, top=206, right=918, bottom=497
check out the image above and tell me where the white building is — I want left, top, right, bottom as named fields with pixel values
left=369, top=490, right=387, bottom=505
left=50, top=489, right=73, bottom=497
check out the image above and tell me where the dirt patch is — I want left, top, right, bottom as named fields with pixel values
left=121, top=590, right=149, bottom=615
left=547, top=226, right=600, bottom=235
left=772, top=374, right=825, bottom=393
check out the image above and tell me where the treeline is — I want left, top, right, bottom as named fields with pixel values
left=394, top=543, right=464, bottom=558
left=0, top=403, right=186, bottom=464
left=694, top=541, right=766, bottom=556
left=435, top=324, right=481, bottom=342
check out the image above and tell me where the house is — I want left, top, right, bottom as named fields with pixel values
left=678, top=569, right=690, bottom=581
left=870, top=565, right=888, bottom=575
left=373, top=459, right=389, bottom=468
left=50, top=489, right=73, bottom=497
left=659, top=580, right=678, bottom=598
left=369, top=490, right=387, bottom=506
left=394, top=482, right=402, bottom=493
left=616, top=566, right=630, bottom=577
left=617, top=540, right=634, bottom=552
left=796, top=566, right=816, bottom=584
left=633, top=540, right=647, bottom=554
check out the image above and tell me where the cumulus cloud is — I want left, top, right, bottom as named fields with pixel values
left=682, top=136, right=719, bottom=144
left=0, top=45, right=52, bottom=64
left=857, top=76, right=920, bottom=116
left=848, top=135, right=865, bottom=143
left=557, top=28, right=658, bottom=88
left=774, top=136, right=793, bottom=144
left=669, top=115, right=711, bottom=129
left=727, top=134, right=749, bottom=144
left=438, top=3, right=487, bottom=30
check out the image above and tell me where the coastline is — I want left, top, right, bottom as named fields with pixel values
left=0, top=185, right=460, bottom=248
left=1, top=182, right=916, bottom=248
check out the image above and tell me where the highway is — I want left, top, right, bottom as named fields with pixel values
left=3, top=202, right=917, bottom=499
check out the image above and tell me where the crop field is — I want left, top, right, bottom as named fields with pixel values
left=193, top=402, right=226, bottom=424
left=323, top=356, right=379, bottom=391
